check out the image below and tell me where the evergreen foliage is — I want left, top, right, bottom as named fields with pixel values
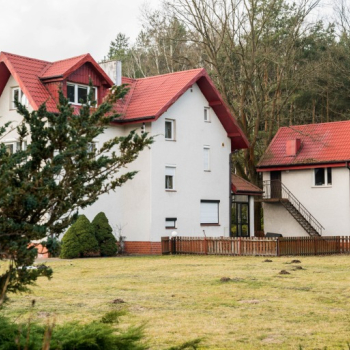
left=60, top=215, right=99, bottom=259
left=41, top=236, right=61, bottom=257
left=0, top=313, right=201, bottom=350
left=0, top=83, right=153, bottom=302
left=92, top=212, right=117, bottom=256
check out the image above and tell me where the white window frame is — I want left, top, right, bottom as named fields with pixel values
left=165, top=165, right=176, bottom=190
left=204, top=107, right=210, bottom=122
left=11, top=87, right=23, bottom=110
left=165, top=217, right=177, bottom=229
left=314, top=167, right=332, bottom=187
left=203, top=146, right=210, bottom=171
left=165, top=119, right=175, bottom=141
left=2, top=139, right=27, bottom=154
left=87, top=140, right=99, bottom=153
left=67, top=83, right=98, bottom=105
left=200, top=200, right=220, bottom=225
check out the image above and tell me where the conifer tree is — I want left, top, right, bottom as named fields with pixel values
left=0, top=84, right=153, bottom=304
left=61, top=215, right=99, bottom=259
left=92, top=212, right=117, bottom=257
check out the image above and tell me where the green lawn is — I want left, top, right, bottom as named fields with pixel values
left=3, top=255, right=350, bottom=349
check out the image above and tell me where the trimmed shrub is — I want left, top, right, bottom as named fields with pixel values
left=92, top=212, right=117, bottom=256
left=60, top=215, right=99, bottom=259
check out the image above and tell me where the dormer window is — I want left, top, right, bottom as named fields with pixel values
left=11, top=87, right=23, bottom=110
left=67, top=83, right=97, bottom=105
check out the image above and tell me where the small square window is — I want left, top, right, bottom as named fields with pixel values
left=87, top=141, right=98, bottom=153
left=204, top=107, right=210, bottom=122
left=165, top=218, right=177, bottom=229
left=165, top=166, right=176, bottom=190
left=314, top=167, right=332, bottom=186
left=165, top=120, right=175, bottom=140
left=5, top=143, right=14, bottom=155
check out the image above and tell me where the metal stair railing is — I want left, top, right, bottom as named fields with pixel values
left=263, top=180, right=325, bottom=236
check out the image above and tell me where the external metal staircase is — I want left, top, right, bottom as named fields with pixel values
left=263, top=180, right=324, bottom=237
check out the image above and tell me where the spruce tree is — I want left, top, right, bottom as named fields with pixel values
left=92, top=212, right=117, bottom=257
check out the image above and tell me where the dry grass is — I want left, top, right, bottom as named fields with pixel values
left=3, top=255, right=350, bottom=349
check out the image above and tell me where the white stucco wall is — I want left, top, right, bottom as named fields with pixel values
left=262, top=167, right=350, bottom=236
left=149, top=83, right=232, bottom=241
left=0, top=75, right=33, bottom=143
left=0, top=75, right=233, bottom=244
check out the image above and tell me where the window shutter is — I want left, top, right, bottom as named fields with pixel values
left=200, top=201, right=219, bottom=224
left=165, top=166, right=176, bottom=176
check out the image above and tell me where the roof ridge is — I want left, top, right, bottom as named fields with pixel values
left=280, top=119, right=350, bottom=130
left=135, top=68, right=204, bottom=81
left=51, top=53, right=89, bottom=65
left=1, top=51, right=50, bottom=64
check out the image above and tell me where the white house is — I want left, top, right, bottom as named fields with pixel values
left=0, top=52, right=249, bottom=254
left=257, top=121, right=350, bottom=237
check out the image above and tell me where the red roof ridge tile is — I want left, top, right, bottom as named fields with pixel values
left=135, top=68, right=204, bottom=81
left=1, top=51, right=50, bottom=64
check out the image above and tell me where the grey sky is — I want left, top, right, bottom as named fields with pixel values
left=0, top=0, right=160, bottom=62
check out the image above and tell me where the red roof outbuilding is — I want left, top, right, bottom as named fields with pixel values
left=257, top=121, right=350, bottom=171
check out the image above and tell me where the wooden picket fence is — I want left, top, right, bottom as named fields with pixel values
left=161, top=236, right=350, bottom=256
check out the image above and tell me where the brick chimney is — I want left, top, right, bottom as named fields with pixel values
left=286, top=139, right=301, bottom=156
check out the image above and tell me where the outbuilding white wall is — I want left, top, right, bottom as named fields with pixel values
left=263, top=167, right=350, bottom=236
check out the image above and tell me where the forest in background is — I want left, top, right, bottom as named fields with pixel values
left=103, top=0, right=350, bottom=229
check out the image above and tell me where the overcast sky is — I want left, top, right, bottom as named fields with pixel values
left=0, top=0, right=334, bottom=63
left=0, top=0, right=161, bottom=62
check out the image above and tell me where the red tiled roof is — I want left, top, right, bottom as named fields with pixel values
left=0, top=52, right=56, bottom=111
left=258, top=121, right=350, bottom=170
left=115, top=69, right=249, bottom=150
left=0, top=52, right=248, bottom=150
left=40, top=54, right=90, bottom=79
left=231, top=174, right=263, bottom=195
left=0, top=52, right=113, bottom=112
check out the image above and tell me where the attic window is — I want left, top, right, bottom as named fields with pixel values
left=67, top=83, right=97, bottom=105
left=11, top=87, right=23, bottom=109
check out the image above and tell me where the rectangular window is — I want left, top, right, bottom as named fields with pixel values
left=165, top=120, right=174, bottom=140
left=204, top=107, right=210, bottom=122
left=200, top=200, right=220, bottom=225
left=11, top=87, right=23, bottom=109
left=3, top=140, right=27, bottom=154
left=165, top=217, right=177, bottom=229
left=203, top=146, right=210, bottom=171
left=78, top=86, right=88, bottom=104
left=314, top=168, right=332, bottom=186
left=67, top=83, right=97, bottom=105
left=165, top=166, right=176, bottom=190
left=67, top=84, right=75, bottom=103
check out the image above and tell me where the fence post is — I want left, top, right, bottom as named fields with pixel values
left=204, top=237, right=208, bottom=255
left=239, top=237, right=241, bottom=256
left=276, top=238, right=279, bottom=256
left=171, top=237, right=176, bottom=254
left=314, top=237, right=317, bottom=256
